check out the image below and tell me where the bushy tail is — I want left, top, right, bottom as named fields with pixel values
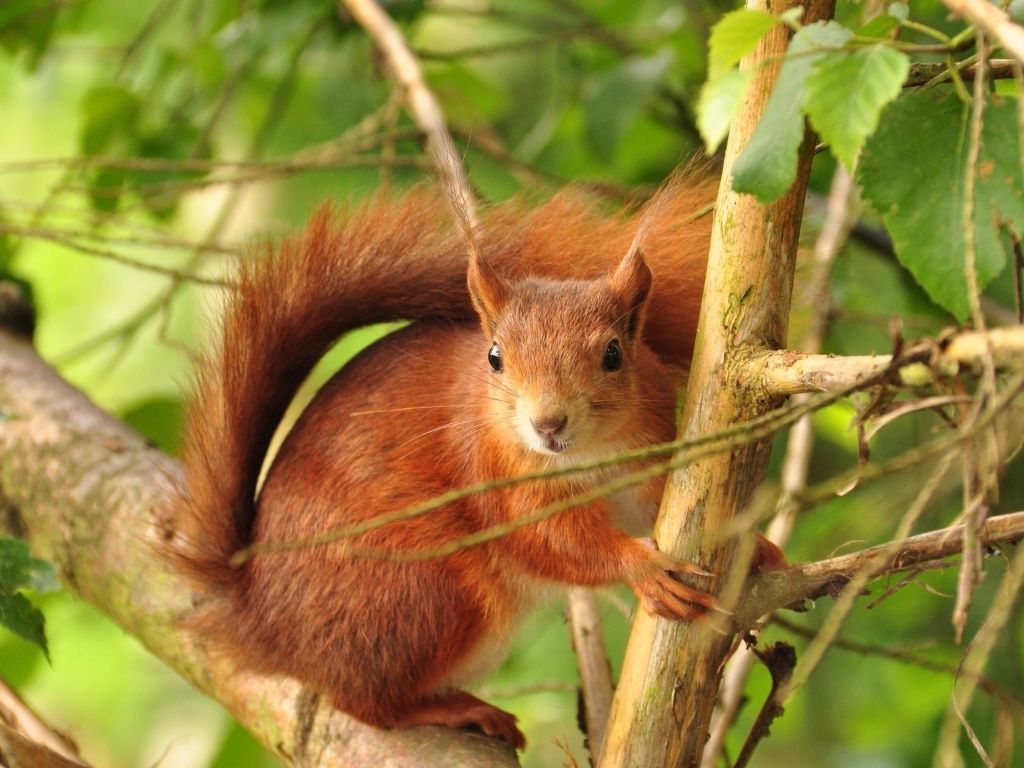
left=174, top=190, right=470, bottom=589
left=172, top=178, right=715, bottom=590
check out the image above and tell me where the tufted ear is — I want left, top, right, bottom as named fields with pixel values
left=609, top=246, right=653, bottom=340
left=467, top=255, right=511, bottom=337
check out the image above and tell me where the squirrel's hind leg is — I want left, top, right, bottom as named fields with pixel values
left=389, top=690, right=526, bottom=750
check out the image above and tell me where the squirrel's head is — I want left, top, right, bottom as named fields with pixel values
left=467, top=248, right=663, bottom=460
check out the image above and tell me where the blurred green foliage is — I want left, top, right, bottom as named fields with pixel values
left=0, top=0, right=1022, bottom=766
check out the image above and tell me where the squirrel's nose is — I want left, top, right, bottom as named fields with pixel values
left=531, top=414, right=568, bottom=437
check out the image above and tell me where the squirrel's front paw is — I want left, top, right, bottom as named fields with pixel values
left=629, top=539, right=716, bottom=621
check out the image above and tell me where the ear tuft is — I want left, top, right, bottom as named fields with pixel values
left=468, top=256, right=510, bottom=335
left=610, top=247, right=653, bottom=339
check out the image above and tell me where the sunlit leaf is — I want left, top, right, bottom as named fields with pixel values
left=804, top=45, right=910, bottom=170
left=732, top=21, right=854, bottom=202
left=697, top=68, right=751, bottom=154
left=707, top=10, right=781, bottom=76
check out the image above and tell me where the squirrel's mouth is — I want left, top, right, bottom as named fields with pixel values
left=542, top=437, right=566, bottom=454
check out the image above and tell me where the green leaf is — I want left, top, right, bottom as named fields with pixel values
left=804, top=45, right=910, bottom=170
left=0, top=538, right=59, bottom=595
left=80, top=85, right=141, bottom=156
left=0, top=591, right=48, bottom=660
left=708, top=10, right=781, bottom=77
left=732, top=21, right=854, bottom=202
left=0, top=538, right=58, bottom=661
left=89, top=165, right=128, bottom=214
left=697, top=68, right=752, bottom=154
left=860, top=89, right=1024, bottom=320
left=135, top=123, right=205, bottom=219
left=0, top=0, right=58, bottom=69
left=857, top=4, right=908, bottom=38
left=857, top=14, right=901, bottom=39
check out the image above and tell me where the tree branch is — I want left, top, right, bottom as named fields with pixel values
left=751, top=326, right=1024, bottom=396
left=702, top=162, right=860, bottom=768
left=732, top=511, right=1024, bottom=628
left=0, top=328, right=518, bottom=768
left=934, top=0, right=1024, bottom=64
left=567, top=589, right=615, bottom=758
left=600, top=0, right=837, bottom=762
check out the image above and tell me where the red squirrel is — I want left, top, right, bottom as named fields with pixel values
left=171, top=179, right=731, bottom=750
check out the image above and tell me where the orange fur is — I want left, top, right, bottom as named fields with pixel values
left=171, top=179, right=724, bottom=750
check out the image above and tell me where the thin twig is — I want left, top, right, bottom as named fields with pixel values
left=935, top=0, right=1024, bottom=63
left=0, top=677, right=85, bottom=765
left=338, top=0, right=478, bottom=232
left=232, top=360, right=1024, bottom=566
left=771, top=616, right=1024, bottom=715
left=0, top=223, right=227, bottom=285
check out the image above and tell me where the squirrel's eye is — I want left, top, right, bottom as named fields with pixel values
left=487, top=343, right=503, bottom=372
left=602, top=339, right=622, bottom=372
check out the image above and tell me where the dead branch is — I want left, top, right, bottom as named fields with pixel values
left=733, top=642, right=797, bottom=768
left=0, top=678, right=87, bottom=766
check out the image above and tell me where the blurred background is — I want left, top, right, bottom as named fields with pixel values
left=1, top=1, right=1023, bottom=766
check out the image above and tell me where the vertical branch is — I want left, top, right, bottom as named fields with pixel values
left=701, top=165, right=861, bottom=768
left=599, top=0, right=836, bottom=764
left=953, top=31, right=999, bottom=643
left=568, top=589, right=615, bottom=759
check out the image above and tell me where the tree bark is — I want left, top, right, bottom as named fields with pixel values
left=599, top=0, right=836, bottom=765
left=0, top=327, right=519, bottom=768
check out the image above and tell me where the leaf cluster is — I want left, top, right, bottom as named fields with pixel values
left=699, top=4, right=1023, bottom=321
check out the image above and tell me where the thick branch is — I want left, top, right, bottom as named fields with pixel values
left=0, top=329, right=517, bottom=768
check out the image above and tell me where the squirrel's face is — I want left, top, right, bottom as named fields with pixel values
left=468, top=249, right=660, bottom=461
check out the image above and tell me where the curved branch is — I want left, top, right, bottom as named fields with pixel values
left=0, top=328, right=518, bottom=768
